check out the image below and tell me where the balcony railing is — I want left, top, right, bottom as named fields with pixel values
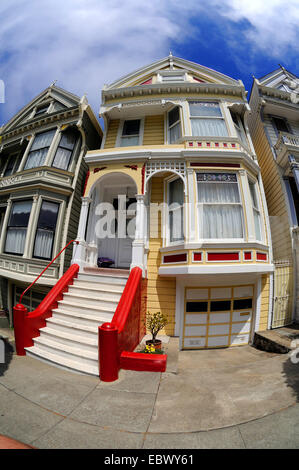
left=274, top=132, right=299, bottom=166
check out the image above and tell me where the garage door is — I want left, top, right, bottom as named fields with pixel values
left=183, top=285, right=254, bottom=349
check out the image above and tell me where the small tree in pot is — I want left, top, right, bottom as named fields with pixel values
left=145, top=311, right=168, bottom=350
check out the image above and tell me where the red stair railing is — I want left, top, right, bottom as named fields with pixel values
left=14, top=240, right=79, bottom=355
left=98, top=267, right=167, bottom=382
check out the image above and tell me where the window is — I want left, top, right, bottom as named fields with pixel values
left=249, top=180, right=262, bottom=241
left=3, top=151, right=23, bottom=176
left=168, top=107, right=181, bottom=144
left=52, top=129, right=79, bottom=170
left=272, top=117, right=290, bottom=134
left=24, top=129, right=56, bottom=170
left=189, top=101, right=228, bottom=137
left=34, top=104, right=50, bottom=116
left=161, top=73, right=185, bottom=83
left=33, top=201, right=59, bottom=260
left=197, top=173, right=244, bottom=239
left=230, top=111, right=247, bottom=146
left=120, top=120, right=140, bottom=147
left=168, top=178, right=184, bottom=242
left=5, top=200, right=32, bottom=255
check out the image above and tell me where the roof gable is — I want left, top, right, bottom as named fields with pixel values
left=104, top=55, right=240, bottom=90
left=2, top=85, right=81, bottom=134
left=258, top=67, right=299, bottom=92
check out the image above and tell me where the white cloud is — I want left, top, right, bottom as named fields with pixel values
left=0, top=0, right=298, bottom=123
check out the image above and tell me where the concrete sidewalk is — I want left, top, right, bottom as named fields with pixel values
left=0, top=343, right=298, bottom=449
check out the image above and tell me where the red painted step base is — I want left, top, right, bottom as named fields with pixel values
left=120, top=351, right=167, bottom=372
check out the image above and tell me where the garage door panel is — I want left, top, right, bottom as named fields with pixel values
left=207, top=336, right=229, bottom=347
left=230, top=334, right=249, bottom=345
left=185, top=313, right=208, bottom=324
left=209, top=312, right=230, bottom=323
left=186, top=289, right=209, bottom=300
left=209, top=324, right=230, bottom=335
left=185, top=325, right=207, bottom=336
left=184, top=337, right=206, bottom=348
left=232, top=310, right=252, bottom=322
left=234, top=286, right=253, bottom=298
left=231, top=322, right=251, bottom=334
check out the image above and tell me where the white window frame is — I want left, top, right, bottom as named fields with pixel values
left=165, top=175, right=185, bottom=246
left=248, top=178, right=263, bottom=242
left=167, top=106, right=182, bottom=144
left=188, top=101, right=228, bottom=138
left=230, top=111, right=248, bottom=147
left=196, top=171, right=245, bottom=243
left=116, top=118, right=144, bottom=147
left=157, top=71, right=187, bottom=83
left=1, top=151, right=22, bottom=177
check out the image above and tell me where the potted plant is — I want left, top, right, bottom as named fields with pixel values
left=145, top=311, right=168, bottom=350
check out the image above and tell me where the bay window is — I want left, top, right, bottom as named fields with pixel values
left=197, top=173, right=244, bottom=239
left=189, top=101, right=228, bottom=137
left=168, top=107, right=181, bottom=144
left=249, top=180, right=262, bottom=241
left=3, top=151, right=23, bottom=176
left=33, top=200, right=59, bottom=260
left=52, top=129, right=79, bottom=170
left=24, top=129, right=56, bottom=170
left=5, top=200, right=32, bottom=255
left=120, top=120, right=141, bottom=146
left=230, top=111, right=247, bottom=146
left=168, top=178, right=184, bottom=242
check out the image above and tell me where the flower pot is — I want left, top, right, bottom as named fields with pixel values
left=146, top=339, right=162, bottom=350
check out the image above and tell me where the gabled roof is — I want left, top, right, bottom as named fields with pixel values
left=258, top=66, right=299, bottom=92
left=1, top=84, right=82, bottom=134
left=104, top=54, right=241, bottom=90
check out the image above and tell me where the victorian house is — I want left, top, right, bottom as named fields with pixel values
left=0, top=84, right=102, bottom=327
left=248, top=67, right=299, bottom=328
left=13, top=57, right=274, bottom=375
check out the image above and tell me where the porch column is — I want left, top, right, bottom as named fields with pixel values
left=71, top=196, right=92, bottom=269
left=131, top=194, right=146, bottom=274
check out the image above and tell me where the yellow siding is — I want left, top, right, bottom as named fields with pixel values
left=259, top=274, right=270, bottom=331
left=104, top=119, right=119, bottom=149
left=143, top=115, right=164, bottom=145
left=147, top=176, right=176, bottom=335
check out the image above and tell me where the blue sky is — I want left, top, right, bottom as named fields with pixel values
left=0, top=0, right=298, bottom=125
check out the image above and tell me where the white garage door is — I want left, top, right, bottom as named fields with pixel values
left=183, top=285, right=254, bottom=349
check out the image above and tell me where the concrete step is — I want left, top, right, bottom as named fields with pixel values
left=253, top=324, right=299, bottom=354
left=46, top=316, right=98, bottom=338
left=25, top=345, right=98, bottom=376
left=62, top=292, right=120, bottom=310
left=77, top=273, right=128, bottom=285
left=52, top=308, right=112, bottom=327
left=39, top=327, right=98, bottom=353
left=31, top=335, right=98, bottom=366
left=57, top=300, right=116, bottom=317
left=69, top=282, right=124, bottom=297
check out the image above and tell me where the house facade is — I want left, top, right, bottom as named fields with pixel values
left=0, top=84, right=102, bottom=326
left=248, top=67, right=299, bottom=328
left=73, top=55, right=274, bottom=351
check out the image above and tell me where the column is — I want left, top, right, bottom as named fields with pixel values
left=71, top=196, right=91, bottom=269
left=131, top=194, right=146, bottom=273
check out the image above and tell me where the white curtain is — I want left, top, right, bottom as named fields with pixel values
left=52, top=147, right=71, bottom=170
left=253, top=209, right=262, bottom=241
left=31, top=130, right=55, bottom=151
left=24, top=148, right=48, bottom=169
left=169, top=122, right=181, bottom=143
left=5, top=228, right=27, bottom=254
left=198, top=181, right=243, bottom=239
left=191, top=118, right=228, bottom=137
left=169, top=178, right=184, bottom=241
left=24, top=129, right=55, bottom=169
left=120, top=136, right=139, bottom=146
left=33, top=229, right=53, bottom=259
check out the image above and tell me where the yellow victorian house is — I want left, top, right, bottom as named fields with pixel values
left=19, top=56, right=274, bottom=375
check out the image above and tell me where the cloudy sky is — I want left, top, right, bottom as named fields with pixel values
left=0, top=0, right=298, bottom=124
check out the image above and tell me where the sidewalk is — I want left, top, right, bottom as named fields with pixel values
left=0, top=342, right=298, bottom=449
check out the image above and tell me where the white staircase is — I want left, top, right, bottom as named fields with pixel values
left=25, top=270, right=129, bottom=376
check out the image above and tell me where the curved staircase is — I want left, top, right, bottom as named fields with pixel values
left=25, top=269, right=129, bottom=375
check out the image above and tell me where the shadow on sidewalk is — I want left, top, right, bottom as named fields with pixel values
left=282, top=352, right=299, bottom=403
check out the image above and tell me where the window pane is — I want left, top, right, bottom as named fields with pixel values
left=254, top=209, right=262, bottom=241
left=33, top=229, right=54, bottom=259
left=24, top=148, right=48, bottom=170
left=9, top=201, right=32, bottom=227
left=169, top=178, right=184, bottom=205
left=186, top=301, right=208, bottom=312
left=273, top=117, right=289, bottom=133
left=233, top=298, right=252, bottom=309
left=120, top=136, right=139, bottom=147
left=59, top=131, right=77, bottom=150
left=198, top=182, right=240, bottom=203
left=190, top=102, right=222, bottom=117
left=169, top=107, right=180, bottom=127
left=52, top=147, right=72, bottom=170
left=169, top=207, right=184, bottom=242
left=191, top=118, right=228, bottom=137
left=249, top=182, right=258, bottom=208
left=210, top=300, right=231, bottom=311
left=3, top=156, right=15, bottom=176
left=202, top=205, right=243, bottom=238
left=122, top=120, right=140, bottom=136
left=37, top=201, right=59, bottom=230
left=169, top=122, right=181, bottom=143
left=5, top=228, right=27, bottom=254
left=31, top=130, right=56, bottom=151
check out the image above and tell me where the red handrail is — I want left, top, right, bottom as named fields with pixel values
left=19, top=239, right=78, bottom=304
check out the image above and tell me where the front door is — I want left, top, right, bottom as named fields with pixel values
left=99, top=187, right=136, bottom=268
